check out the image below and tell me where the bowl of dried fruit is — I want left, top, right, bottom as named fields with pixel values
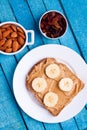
left=0, top=21, right=34, bottom=55
left=39, top=10, right=68, bottom=39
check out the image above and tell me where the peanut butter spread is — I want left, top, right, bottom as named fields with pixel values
left=26, top=58, right=84, bottom=116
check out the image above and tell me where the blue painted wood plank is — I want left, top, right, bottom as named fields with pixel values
left=61, top=118, right=78, bottom=130
left=60, top=0, right=87, bottom=62
left=9, top=0, right=44, bottom=51
left=44, top=123, right=62, bottom=130
left=14, top=47, right=29, bottom=62
left=85, top=104, right=87, bottom=109
left=21, top=112, right=45, bottom=130
left=43, top=0, right=81, bottom=55
left=0, top=55, right=17, bottom=88
left=0, top=0, right=28, bottom=60
left=0, top=65, right=26, bottom=130
left=75, top=107, right=87, bottom=130
left=0, top=0, right=33, bottom=61
left=0, top=0, right=15, bottom=22
left=27, top=0, right=60, bottom=45
left=0, top=0, right=28, bottom=61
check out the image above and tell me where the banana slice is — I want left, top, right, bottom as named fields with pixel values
left=45, top=63, right=60, bottom=79
left=43, top=92, right=58, bottom=107
left=32, top=77, right=47, bottom=92
left=59, top=77, right=73, bottom=92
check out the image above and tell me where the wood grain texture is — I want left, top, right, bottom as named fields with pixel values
left=9, top=0, right=44, bottom=51
left=75, top=108, right=87, bottom=130
left=42, top=0, right=81, bottom=54
left=60, top=0, right=87, bottom=62
left=44, top=123, right=62, bottom=130
left=0, top=66, right=26, bottom=130
left=27, top=0, right=60, bottom=45
left=0, top=0, right=15, bottom=22
left=21, top=112, right=45, bottom=130
left=61, top=118, right=78, bottom=130
left=0, top=55, right=17, bottom=87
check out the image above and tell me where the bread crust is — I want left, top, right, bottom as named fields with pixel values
left=26, top=58, right=84, bottom=116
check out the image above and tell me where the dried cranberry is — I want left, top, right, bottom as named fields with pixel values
left=40, top=11, right=67, bottom=38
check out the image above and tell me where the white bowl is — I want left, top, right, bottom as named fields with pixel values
left=39, top=10, right=68, bottom=39
left=0, top=21, right=34, bottom=55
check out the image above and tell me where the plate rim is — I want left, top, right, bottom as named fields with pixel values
left=13, top=44, right=87, bottom=123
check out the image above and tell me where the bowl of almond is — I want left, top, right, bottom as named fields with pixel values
left=0, top=21, right=34, bottom=55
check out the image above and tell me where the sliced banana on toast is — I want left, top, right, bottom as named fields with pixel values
left=32, top=77, right=47, bottom=92
left=59, top=77, right=73, bottom=92
left=26, top=58, right=84, bottom=116
left=43, top=92, right=58, bottom=107
left=45, top=63, right=60, bottom=79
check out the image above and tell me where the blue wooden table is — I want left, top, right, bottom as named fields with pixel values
left=0, top=0, right=87, bottom=130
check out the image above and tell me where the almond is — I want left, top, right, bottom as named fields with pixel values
left=18, top=36, right=25, bottom=46
left=1, top=28, right=6, bottom=32
left=3, top=30, right=11, bottom=38
left=0, top=29, right=2, bottom=40
left=5, top=48, right=12, bottom=53
left=12, top=40, right=19, bottom=52
left=7, top=35, right=11, bottom=39
left=3, top=39, right=12, bottom=48
left=0, top=46, right=6, bottom=51
left=1, top=24, right=10, bottom=29
left=7, top=27, right=13, bottom=33
left=18, top=31, right=26, bottom=39
left=12, top=38, right=17, bottom=41
left=11, top=32, right=17, bottom=38
left=17, top=26, right=24, bottom=33
left=17, top=42, right=22, bottom=50
left=0, top=39, right=5, bottom=47
left=11, top=24, right=17, bottom=32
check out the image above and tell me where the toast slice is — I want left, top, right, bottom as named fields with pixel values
left=26, top=58, right=84, bottom=116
